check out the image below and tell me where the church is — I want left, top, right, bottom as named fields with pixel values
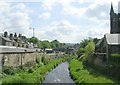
left=95, top=3, right=120, bottom=62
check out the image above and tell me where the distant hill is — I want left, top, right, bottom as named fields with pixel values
left=65, top=43, right=76, bottom=46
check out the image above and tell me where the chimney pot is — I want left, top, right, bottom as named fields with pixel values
left=4, top=31, right=8, bottom=37
left=14, top=33, right=17, bottom=37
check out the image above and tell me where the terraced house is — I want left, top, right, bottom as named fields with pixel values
left=0, top=32, right=35, bottom=48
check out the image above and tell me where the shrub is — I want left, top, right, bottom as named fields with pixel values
left=69, top=59, right=115, bottom=83
left=2, top=57, right=68, bottom=84
left=2, top=66, right=15, bottom=75
left=28, top=67, right=34, bottom=73
left=2, top=75, right=22, bottom=84
left=110, top=54, right=120, bottom=64
left=111, top=54, right=120, bottom=57
left=36, top=57, right=41, bottom=64
left=24, top=62, right=35, bottom=67
left=42, top=56, right=49, bottom=65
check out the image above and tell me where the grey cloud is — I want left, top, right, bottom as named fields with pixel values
left=85, top=3, right=109, bottom=20
left=0, top=3, right=31, bottom=37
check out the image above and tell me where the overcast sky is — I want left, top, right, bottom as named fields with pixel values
left=0, top=0, right=119, bottom=43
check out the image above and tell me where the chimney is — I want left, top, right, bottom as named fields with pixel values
left=14, top=33, right=17, bottom=37
left=18, top=34, right=22, bottom=38
left=4, top=31, right=8, bottom=37
left=9, top=33, right=13, bottom=40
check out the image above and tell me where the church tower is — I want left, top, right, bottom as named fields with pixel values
left=110, top=3, right=120, bottom=34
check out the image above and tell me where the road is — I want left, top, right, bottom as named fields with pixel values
left=42, top=62, right=75, bottom=84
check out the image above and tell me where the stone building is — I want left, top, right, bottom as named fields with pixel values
left=0, top=32, right=12, bottom=46
left=110, top=3, right=120, bottom=34
left=0, top=32, right=29, bottom=48
left=9, top=33, right=16, bottom=47
left=95, top=34, right=120, bottom=61
left=95, top=3, right=120, bottom=62
left=66, top=47, right=75, bottom=55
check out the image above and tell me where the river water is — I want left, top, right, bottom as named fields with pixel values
left=42, top=62, right=75, bottom=84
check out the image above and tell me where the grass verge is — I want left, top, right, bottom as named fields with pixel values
left=69, top=59, right=116, bottom=84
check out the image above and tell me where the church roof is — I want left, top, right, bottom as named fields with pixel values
left=110, top=3, right=114, bottom=14
left=105, top=33, right=120, bottom=45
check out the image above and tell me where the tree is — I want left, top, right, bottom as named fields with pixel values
left=41, top=40, right=51, bottom=49
left=84, top=41, right=95, bottom=64
left=37, top=41, right=43, bottom=48
left=79, top=37, right=92, bottom=49
left=27, top=37, right=39, bottom=44
left=77, top=47, right=84, bottom=57
left=51, top=40, right=61, bottom=48
left=93, top=38, right=100, bottom=44
left=77, top=37, right=92, bottom=57
left=77, top=37, right=98, bottom=62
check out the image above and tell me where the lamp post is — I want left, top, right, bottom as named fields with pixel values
left=29, top=27, right=35, bottom=37
left=29, top=27, right=35, bottom=48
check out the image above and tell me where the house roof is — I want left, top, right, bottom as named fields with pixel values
left=105, top=33, right=120, bottom=45
left=0, top=36, right=11, bottom=42
left=96, top=38, right=104, bottom=46
left=0, top=33, right=3, bottom=36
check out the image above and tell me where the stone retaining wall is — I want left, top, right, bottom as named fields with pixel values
left=1, top=52, right=41, bottom=67
left=0, top=46, right=65, bottom=67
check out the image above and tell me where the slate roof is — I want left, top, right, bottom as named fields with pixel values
left=96, top=38, right=104, bottom=46
left=0, top=36, right=11, bottom=42
left=105, top=33, right=120, bottom=45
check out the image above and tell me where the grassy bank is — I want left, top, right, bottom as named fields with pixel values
left=2, top=56, right=69, bottom=84
left=69, top=59, right=116, bottom=84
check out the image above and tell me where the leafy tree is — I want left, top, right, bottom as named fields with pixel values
left=37, top=41, right=43, bottom=48
left=21, top=35, right=28, bottom=43
left=27, top=37, right=43, bottom=48
left=27, top=37, right=69, bottom=50
left=79, top=37, right=92, bottom=48
left=84, top=41, right=95, bottom=64
left=77, top=37, right=99, bottom=56
left=93, top=38, right=100, bottom=44
left=27, top=37, right=39, bottom=44
left=51, top=40, right=61, bottom=48
left=41, top=40, right=51, bottom=49
left=77, top=47, right=84, bottom=57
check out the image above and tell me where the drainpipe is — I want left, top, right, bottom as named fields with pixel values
left=21, top=53, right=23, bottom=69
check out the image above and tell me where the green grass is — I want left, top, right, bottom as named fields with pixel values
left=2, top=56, right=69, bottom=84
left=69, top=59, right=116, bottom=84
left=111, top=54, right=120, bottom=57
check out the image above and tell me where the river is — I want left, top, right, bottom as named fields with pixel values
left=42, top=62, right=75, bottom=84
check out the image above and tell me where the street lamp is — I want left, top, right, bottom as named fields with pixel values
left=29, top=27, right=35, bottom=37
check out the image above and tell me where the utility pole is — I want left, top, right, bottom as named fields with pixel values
left=33, top=28, right=34, bottom=37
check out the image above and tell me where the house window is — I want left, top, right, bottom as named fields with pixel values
left=13, top=43, right=15, bottom=46
left=22, top=45, right=24, bottom=47
left=18, top=44, right=20, bottom=47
